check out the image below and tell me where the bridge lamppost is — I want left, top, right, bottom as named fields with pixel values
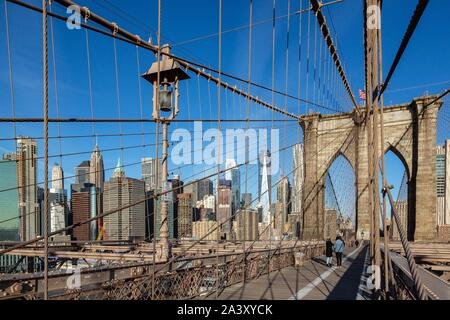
left=142, top=45, right=190, bottom=260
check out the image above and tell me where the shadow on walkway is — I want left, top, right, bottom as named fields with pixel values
left=326, top=246, right=368, bottom=300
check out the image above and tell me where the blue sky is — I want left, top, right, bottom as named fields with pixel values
left=0, top=0, right=449, bottom=221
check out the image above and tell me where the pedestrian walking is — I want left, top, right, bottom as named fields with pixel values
left=334, top=236, right=345, bottom=268
left=325, top=238, right=334, bottom=267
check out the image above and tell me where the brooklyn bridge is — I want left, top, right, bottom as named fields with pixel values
left=0, top=0, right=449, bottom=300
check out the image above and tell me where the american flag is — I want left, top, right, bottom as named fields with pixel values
left=358, top=89, right=366, bottom=101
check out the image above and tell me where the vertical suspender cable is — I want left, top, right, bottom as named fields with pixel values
left=312, top=17, right=317, bottom=107
left=85, top=17, right=96, bottom=142
left=243, top=0, right=253, bottom=281
left=49, top=3, right=64, bottom=191
left=268, top=0, right=276, bottom=277
left=318, top=35, right=323, bottom=109
left=297, top=0, right=303, bottom=140
left=377, top=5, right=391, bottom=296
left=215, top=0, right=222, bottom=299
left=42, top=0, right=49, bottom=301
left=283, top=0, right=290, bottom=160
left=305, top=8, right=311, bottom=113
left=112, top=37, right=124, bottom=161
left=4, top=1, right=17, bottom=140
left=371, top=14, right=382, bottom=273
left=271, top=0, right=276, bottom=123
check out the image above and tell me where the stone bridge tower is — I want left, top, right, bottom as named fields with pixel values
left=300, top=95, right=442, bottom=242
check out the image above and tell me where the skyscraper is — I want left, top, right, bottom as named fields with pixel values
left=169, top=175, right=184, bottom=238
left=50, top=201, right=65, bottom=233
left=103, top=159, right=146, bottom=241
left=0, top=154, right=20, bottom=241
left=16, top=137, right=39, bottom=241
left=292, top=144, right=304, bottom=215
left=193, top=220, right=219, bottom=241
left=258, top=150, right=272, bottom=204
left=202, top=194, right=216, bottom=211
left=50, top=163, right=67, bottom=235
left=0, top=153, right=28, bottom=271
left=197, top=179, right=213, bottom=200
left=184, top=182, right=198, bottom=205
left=177, top=193, right=193, bottom=238
left=217, top=184, right=232, bottom=240
left=242, top=193, right=252, bottom=208
left=71, top=183, right=95, bottom=241
left=259, top=151, right=271, bottom=223
left=236, top=208, right=259, bottom=241
left=288, top=214, right=302, bottom=239
left=436, top=140, right=450, bottom=226
left=277, top=175, right=291, bottom=228
left=226, top=159, right=240, bottom=213
left=89, top=144, right=105, bottom=192
left=52, top=163, right=64, bottom=190
left=392, top=200, right=408, bottom=240
left=272, top=202, right=285, bottom=239
left=141, top=157, right=162, bottom=191
left=75, top=160, right=90, bottom=185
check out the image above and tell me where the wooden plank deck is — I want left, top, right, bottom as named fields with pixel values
left=202, top=245, right=371, bottom=300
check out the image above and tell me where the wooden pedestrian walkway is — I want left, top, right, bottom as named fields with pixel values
left=203, top=245, right=372, bottom=300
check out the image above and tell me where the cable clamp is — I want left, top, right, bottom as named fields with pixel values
left=135, top=35, right=142, bottom=45
left=83, top=7, right=90, bottom=22
left=111, top=22, right=119, bottom=36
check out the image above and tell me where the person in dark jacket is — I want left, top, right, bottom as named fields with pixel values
left=325, top=238, right=334, bottom=267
